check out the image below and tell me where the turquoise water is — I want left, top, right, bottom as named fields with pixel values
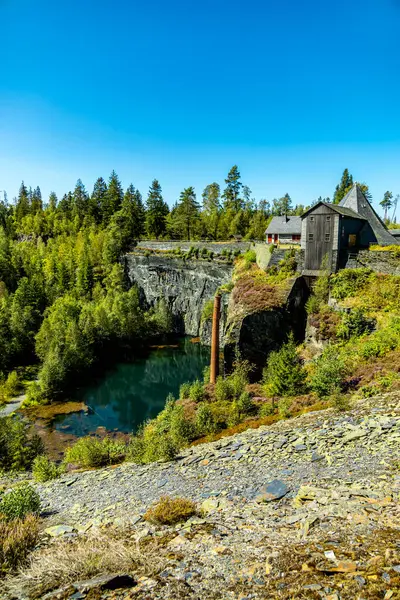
left=52, top=338, right=210, bottom=437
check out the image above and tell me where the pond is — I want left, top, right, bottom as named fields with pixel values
left=49, top=338, right=210, bottom=438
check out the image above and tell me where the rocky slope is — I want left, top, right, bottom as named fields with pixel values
left=4, top=392, right=400, bottom=599
left=124, top=254, right=233, bottom=337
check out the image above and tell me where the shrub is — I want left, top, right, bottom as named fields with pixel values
left=336, top=308, right=375, bottom=340
left=214, top=376, right=233, bottom=402
left=330, top=268, right=373, bottom=300
left=203, top=365, right=210, bottom=384
left=201, top=299, right=214, bottom=322
left=236, top=391, right=254, bottom=416
left=0, top=416, right=44, bottom=472
left=263, top=334, right=307, bottom=396
left=331, top=392, right=351, bottom=412
left=0, top=484, right=41, bottom=521
left=4, top=371, right=21, bottom=398
left=32, top=455, right=61, bottom=482
left=305, top=295, right=320, bottom=315
left=310, top=347, right=347, bottom=398
left=0, top=514, right=39, bottom=575
left=65, top=436, right=126, bottom=468
left=278, top=398, right=292, bottom=419
left=169, top=404, right=197, bottom=446
left=144, top=496, right=196, bottom=525
left=243, top=249, right=257, bottom=264
left=189, top=380, right=204, bottom=403
left=229, top=358, right=252, bottom=397
left=259, top=401, right=276, bottom=417
left=195, top=403, right=217, bottom=435
left=179, top=382, right=191, bottom=400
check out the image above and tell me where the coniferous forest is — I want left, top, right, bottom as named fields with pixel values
left=0, top=166, right=397, bottom=406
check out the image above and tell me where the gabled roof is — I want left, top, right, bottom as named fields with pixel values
left=265, top=216, right=302, bottom=235
left=301, top=201, right=366, bottom=220
left=389, top=229, right=400, bottom=237
left=339, top=185, right=398, bottom=246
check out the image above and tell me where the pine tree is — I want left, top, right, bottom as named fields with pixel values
left=380, top=191, right=393, bottom=221
left=103, top=171, right=123, bottom=224
left=175, top=187, right=199, bottom=240
left=71, top=180, right=89, bottom=224
left=48, top=192, right=58, bottom=212
left=146, top=180, right=169, bottom=239
left=90, top=177, right=108, bottom=224
left=15, top=182, right=30, bottom=223
left=222, top=165, right=243, bottom=212
left=202, top=183, right=221, bottom=239
left=31, top=187, right=43, bottom=213
left=333, top=169, right=354, bottom=204
left=58, top=192, right=73, bottom=219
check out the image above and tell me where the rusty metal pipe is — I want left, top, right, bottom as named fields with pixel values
left=210, top=294, right=221, bottom=384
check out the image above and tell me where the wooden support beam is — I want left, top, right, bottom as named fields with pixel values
left=210, top=294, right=221, bottom=384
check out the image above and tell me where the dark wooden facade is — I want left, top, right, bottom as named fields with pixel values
left=303, top=204, right=336, bottom=271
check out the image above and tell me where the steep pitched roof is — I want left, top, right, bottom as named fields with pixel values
left=265, top=216, right=302, bottom=235
left=301, top=201, right=366, bottom=220
left=339, top=185, right=398, bottom=246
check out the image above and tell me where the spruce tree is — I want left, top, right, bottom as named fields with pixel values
left=333, top=169, right=354, bottom=204
left=146, top=180, right=169, bottom=239
left=263, top=333, right=306, bottom=396
left=48, top=192, right=58, bottom=212
left=222, top=165, right=243, bottom=212
left=103, top=171, right=123, bottom=224
left=202, top=183, right=221, bottom=239
left=175, top=186, right=199, bottom=240
left=71, top=180, right=89, bottom=224
left=90, top=177, right=108, bottom=224
left=31, top=186, right=43, bottom=213
left=15, top=182, right=30, bottom=223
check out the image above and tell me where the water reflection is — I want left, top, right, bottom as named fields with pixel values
left=52, top=338, right=210, bottom=436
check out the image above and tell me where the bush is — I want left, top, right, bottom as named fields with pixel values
left=259, top=401, right=276, bottom=417
left=278, top=398, right=292, bottom=419
left=0, top=417, right=44, bottom=472
left=214, top=376, right=233, bottom=402
left=144, top=496, right=196, bottom=525
left=4, top=371, right=21, bottom=398
left=195, top=404, right=217, bottom=435
left=189, top=380, right=204, bottom=403
left=65, top=437, right=127, bottom=468
left=0, top=484, right=41, bottom=521
left=263, top=334, right=307, bottom=396
left=201, top=299, right=214, bottom=322
left=32, top=455, right=61, bottom=482
left=336, top=308, right=375, bottom=340
left=236, top=391, right=254, bottom=416
left=305, top=295, right=320, bottom=315
left=310, top=347, right=347, bottom=398
left=243, top=249, right=257, bottom=264
left=331, top=268, right=373, bottom=300
left=179, top=382, right=191, bottom=400
left=0, top=514, right=39, bottom=575
left=330, top=392, right=351, bottom=412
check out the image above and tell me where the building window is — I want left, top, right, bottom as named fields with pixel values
left=326, top=216, right=331, bottom=221
left=325, top=233, right=330, bottom=242
left=308, top=233, right=314, bottom=241
left=310, top=216, right=315, bottom=222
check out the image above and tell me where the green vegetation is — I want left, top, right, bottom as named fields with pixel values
left=0, top=416, right=44, bottom=472
left=0, top=484, right=41, bottom=521
left=64, top=436, right=127, bottom=468
left=32, top=455, right=62, bottom=482
left=263, top=334, right=306, bottom=396
left=144, top=495, right=196, bottom=525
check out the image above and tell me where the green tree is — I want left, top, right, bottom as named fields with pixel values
left=175, top=186, right=199, bottom=240
left=202, top=183, right=221, bottom=239
left=146, top=179, right=169, bottom=239
left=263, top=334, right=306, bottom=396
left=222, top=165, right=243, bottom=212
left=90, top=177, right=108, bottom=223
left=333, top=169, right=354, bottom=204
left=15, top=182, right=30, bottom=223
left=103, top=171, right=123, bottom=224
left=380, top=191, right=393, bottom=222
left=31, top=187, right=43, bottom=213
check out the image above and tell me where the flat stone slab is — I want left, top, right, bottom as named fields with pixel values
left=256, top=479, right=290, bottom=502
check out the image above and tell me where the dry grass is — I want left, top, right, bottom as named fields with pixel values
left=4, top=528, right=159, bottom=598
left=144, top=496, right=196, bottom=525
left=231, top=272, right=290, bottom=317
left=0, top=515, right=39, bottom=577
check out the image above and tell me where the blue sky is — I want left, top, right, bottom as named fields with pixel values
left=1, top=0, right=400, bottom=217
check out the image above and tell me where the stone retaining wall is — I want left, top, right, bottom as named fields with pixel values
left=136, top=241, right=252, bottom=255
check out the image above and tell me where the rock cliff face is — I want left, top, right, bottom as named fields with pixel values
left=223, top=276, right=309, bottom=376
left=124, top=254, right=233, bottom=337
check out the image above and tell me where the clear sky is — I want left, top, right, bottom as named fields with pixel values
left=1, top=0, right=400, bottom=217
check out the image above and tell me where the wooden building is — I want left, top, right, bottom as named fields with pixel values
left=301, top=185, right=398, bottom=275
left=265, top=216, right=302, bottom=244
